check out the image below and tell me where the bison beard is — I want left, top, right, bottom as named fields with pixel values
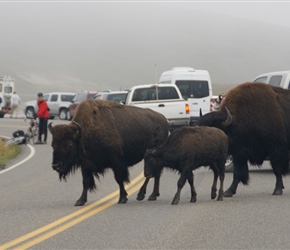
left=49, top=100, right=169, bottom=206
left=199, top=82, right=290, bottom=197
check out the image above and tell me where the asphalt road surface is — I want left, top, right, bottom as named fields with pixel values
left=0, top=118, right=290, bottom=250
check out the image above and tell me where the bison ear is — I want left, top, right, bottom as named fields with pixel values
left=48, top=122, right=53, bottom=134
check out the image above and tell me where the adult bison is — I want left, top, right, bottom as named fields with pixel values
left=198, top=82, right=290, bottom=197
left=48, top=99, right=169, bottom=206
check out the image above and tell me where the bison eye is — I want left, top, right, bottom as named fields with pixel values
left=66, top=142, right=74, bottom=150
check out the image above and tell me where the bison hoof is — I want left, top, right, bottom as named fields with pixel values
left=136, top=193, right=145, bottom=201
left=118, top=197, right=128, bottom=204
left=171, top=197, right=179, bottom=205
left=272, top=188, right=283, bottom=195
left=211, top=193, right=217, bottom=200
left=223, top=188, right=235, bottom=198
left=190, top=197, right=196, bottom=203
left=148, top=193, right=159, bottom=201
left=75, top=200, right=86, bottom=206
left=217, top=195, right=223, bottom=201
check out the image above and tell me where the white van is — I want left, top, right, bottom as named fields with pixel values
left=159, top=67, right=212, bottom=125
left=253, top=70, right=290, bottom=89
left=0, top=76, right=15, bottom=110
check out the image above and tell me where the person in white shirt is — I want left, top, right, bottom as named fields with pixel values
left=10, top=91, right=21, bottom=118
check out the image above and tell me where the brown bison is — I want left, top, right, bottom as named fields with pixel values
left=48, top=100, right=169, bottom=206
left=198, top=82, right=290, bottom=197
left=143, top=126, right=228, bottom=204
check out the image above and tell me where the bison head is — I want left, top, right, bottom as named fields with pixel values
left=198, top=107, right=232, bottom=130
left=48, top=122, right=82, bottom=180
left=144, top=148, right=164, bottom=178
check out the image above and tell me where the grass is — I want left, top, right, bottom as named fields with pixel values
left=0, top=138, right=21, bottom=169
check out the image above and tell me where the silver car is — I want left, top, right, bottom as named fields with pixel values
left=24, top=92, right=76, bottom=120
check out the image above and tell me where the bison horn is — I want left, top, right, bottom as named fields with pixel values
left=222, top=107, right=232, bottom=127
left=48, top=122, right=53, bottom=133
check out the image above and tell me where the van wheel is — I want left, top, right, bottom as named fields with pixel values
left=59, top=108, right=67, bottom=120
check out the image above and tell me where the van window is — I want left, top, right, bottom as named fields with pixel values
left=254, top=76, right=267, bottom=83
left=268, top=75, right=282, bottom=87
left=176, top=80, right=209, bottom=98
left=4, top=86, right=12, bottom=94
left=132, top=86, right=179, bottom=101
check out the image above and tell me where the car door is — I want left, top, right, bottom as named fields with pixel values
left=47, top=94, right=59, bottom=116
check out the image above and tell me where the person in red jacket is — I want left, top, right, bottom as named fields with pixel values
left=36, top=92, right=50, bottom=144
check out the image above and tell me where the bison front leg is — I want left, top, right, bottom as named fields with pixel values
left=136, top=178, right=150, bottom=201
left=148, top=174, right=161, bottom=201
left=137, top=174, right=161, bottom=201
left=172, top=172, right=187, bottom=205
left=224, top=159, right=248, bottom=197
left=113, top=167, right=129, bottom=204
left=75, top=168, right=96, bottom=206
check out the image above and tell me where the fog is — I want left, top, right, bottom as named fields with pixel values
left=1, top=1, right=290, bottom=100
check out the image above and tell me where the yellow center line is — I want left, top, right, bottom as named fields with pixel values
left=0, top=172, right=146, bottom=250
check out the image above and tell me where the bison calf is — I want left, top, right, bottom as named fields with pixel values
left=143, top=126, right=228, bottom=205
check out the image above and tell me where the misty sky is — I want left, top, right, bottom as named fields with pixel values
left=1, top=1, right=290, bottom=99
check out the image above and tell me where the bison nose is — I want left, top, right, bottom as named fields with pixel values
left=52, top=162, right=62, bottom=172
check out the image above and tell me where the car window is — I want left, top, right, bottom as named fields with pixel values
left=268, top=75, right=282, bottom=87
left=158, top=87, right=179, bottom=100
left=253, top=76, right=267, bottom=83
left=61, top=94, right=75, bottom=102
left=176, top=80, right=209, bottom=98
left=43, top=94, right=49, bottom=101
left=94, top=95, right=101, bottom=100
left=288, top=81, right=290, bottom=89
left=107, top=93, right=127, bottom=102
left=88, top=93, right=96, bottom=100
left=132, top=88, right=156, bottom=101
left=50, top=94, right=58, bottom=102
left=76, top=93, right=86, bottom=102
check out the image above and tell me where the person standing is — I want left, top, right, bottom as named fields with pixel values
left=36, top=92, right=50, bottom=144
left=10, top=91, right=21, bottom=118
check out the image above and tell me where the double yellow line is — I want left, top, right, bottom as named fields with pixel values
left=0, top=172, right=145, bottom=250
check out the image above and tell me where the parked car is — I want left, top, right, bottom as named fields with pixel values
left=24, top=92, right=76, bottom=120
left=253, top=70, right=290, bottom=89
left=67, top=90, right=97, bottom=120
left=94, top=90, right=128, bottom=103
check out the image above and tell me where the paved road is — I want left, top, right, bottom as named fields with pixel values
left=0, top=118, right=290, bottom=249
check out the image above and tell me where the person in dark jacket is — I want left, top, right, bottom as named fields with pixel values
left=36, top=92, right=50, bottom=144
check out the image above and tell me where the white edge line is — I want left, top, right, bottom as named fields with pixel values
left=0, top=144, right=35, bottom=174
